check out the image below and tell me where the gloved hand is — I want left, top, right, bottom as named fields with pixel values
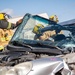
left=16, top=19, right=23, bottom=26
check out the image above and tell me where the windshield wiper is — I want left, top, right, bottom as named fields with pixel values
left=11, top=41, right=33, bottom=50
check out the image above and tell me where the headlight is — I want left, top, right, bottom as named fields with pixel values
left=5, top=62, right=32, bottom=75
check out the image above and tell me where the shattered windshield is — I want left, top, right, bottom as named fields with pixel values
left=11, top=14, right=50, bottom=43
left=10, top=13, right=72, bottom=45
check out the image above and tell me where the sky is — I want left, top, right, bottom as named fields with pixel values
left=0, top=0, right=75, bottom=22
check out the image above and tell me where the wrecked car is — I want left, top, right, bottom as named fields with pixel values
left=0, top=13, right=75, bottom=68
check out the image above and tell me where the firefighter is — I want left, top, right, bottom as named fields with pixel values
left=49, top=15, right=59, bottom=23
left=39, top=15, right=63, bottom=41
left=0, top=13, right=22, bottom=51
left=33, top=24, right=57, bottom=41
left=0, top=13, right=22, bottom=29
left=33, top=15, right=63, bottom=41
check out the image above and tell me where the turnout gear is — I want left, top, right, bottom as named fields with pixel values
left=0, top=45, right=4, bottom=51
left=4, top=29, right=13, bottom=41
left=39, top=30, right=63, bottom=41
left=0, top=29, right=13, bottom=50
left=33, top=24, right=44, bottom=34
left=49, top=15, right=59, bottom=23
left=0, top=13, right=22, bottom=51
left=0, top=29, right=5, bottom=42
left=0, top=12, right=23, bottom=50
left=0, top=20, right=15, bottom=29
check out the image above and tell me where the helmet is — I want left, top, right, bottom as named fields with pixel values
left=49, top=15, right=59, bottom=23
left=33, top=24, right=44, bottom=34
left=0, top=13, right=12, bottom=20
left=0, top=13, right=5, bottom=20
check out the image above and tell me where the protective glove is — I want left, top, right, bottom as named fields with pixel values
left=16, top=19, right=23, bottom=26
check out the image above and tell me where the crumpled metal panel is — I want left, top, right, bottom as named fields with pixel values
left=0, top=57, right=71, bottom=75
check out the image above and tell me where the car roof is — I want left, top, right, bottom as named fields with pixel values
left=59, top=19, right=75, bottom=25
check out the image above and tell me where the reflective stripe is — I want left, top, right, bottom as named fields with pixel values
left=5, top=36, right=12, bottom=41
left=7, top=22, right=11, bottom=29
left=0, top=37, right=6, bottom=42
left=0, top=46, right=4, bottom=50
